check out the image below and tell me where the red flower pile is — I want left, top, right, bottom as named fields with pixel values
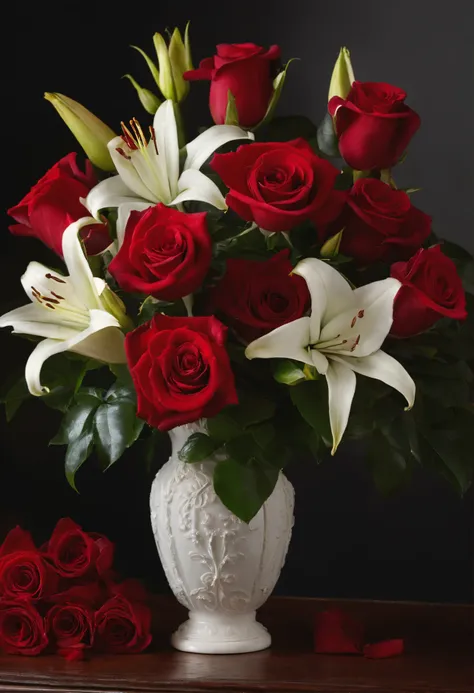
left=0, top=520, right=152, bottom=659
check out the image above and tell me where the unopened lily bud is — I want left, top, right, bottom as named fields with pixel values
left=328, top=47, right=355, bottom=102
left=44, top=93, right=116, bottom=172
left=320, top=229, right=344, bottom=258
left=123, top=74, right=162, bottom=115
left=99, top=284, right=133, bottom=331
left=169, top=27, right=191, bottom=102
left=153, top=32, right=176, bottom=101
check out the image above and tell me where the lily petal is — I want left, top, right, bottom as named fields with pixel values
left=86, top=175, right=144, bottom=220
left=330, top=350, right=416, bottom=410
left=293, top=258, right=354, bottom=343
left=326, top=359, right=357, bottom=455
left=108, top=137, right=157, bottom=201
left=153, top=100, right=180, bottom=199
left=184, top=125, right=255, bottom=171
left=171, top=169, right=227, bottom=210
left=245, top=317, right=313, bottom=366
left=116, top=201, right=153, bottom=248
left=21, top=261, right=86, bottom=313
left=320, top=278, right=401, bottom=357
left=311, top=349, right=330, bottom=374
left=0, top=303, right=80, bottom=339
left=24, top=309, right=125, bottom=396
left=62, top=219, right=103, bottom=310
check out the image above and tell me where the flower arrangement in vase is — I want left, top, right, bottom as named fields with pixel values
left=1, top=30, right=472, bottom=653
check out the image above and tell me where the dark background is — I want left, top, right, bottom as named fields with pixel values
left=1, top=1, right=472, bottom=603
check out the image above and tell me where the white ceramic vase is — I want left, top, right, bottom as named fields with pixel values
left=150, top=421, right=295, bottom=654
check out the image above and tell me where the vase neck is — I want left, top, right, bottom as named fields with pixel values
left=168, top=419, right=208, bottom=454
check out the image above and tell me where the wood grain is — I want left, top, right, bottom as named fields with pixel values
left=0, top=596, right=472, bottom=693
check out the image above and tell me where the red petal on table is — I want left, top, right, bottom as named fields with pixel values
left=363, top=639, right=404, bottom=659
left=314, top=609, right=364, bottom=654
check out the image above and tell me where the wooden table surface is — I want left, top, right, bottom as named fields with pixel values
left=0, top=596, right=472, bottom=693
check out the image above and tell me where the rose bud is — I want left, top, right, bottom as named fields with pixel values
left=0, top=526, right=57, bottom=602
left=209, top=250, right=310, bottom=342
left=184, top=43, right=281, bottom=127
left=125, top=314, right=238, bottom=431
left=95, top=595, right=152, bottom=654
left=390, top=245, right=467, bottom=337
left=108, top=205, right=212, bottom=301
left=0, top=600, right=48, bottom=656
left=320, top=178, right=431, bottom=265
left=8, top=153, right=110, bottom=257
left=329, top=82, right=420, bottom=170
left=44, top=518, right=114, bottom=580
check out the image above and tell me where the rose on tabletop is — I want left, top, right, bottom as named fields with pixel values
left=390, top=245, right=467, bottom=337
left=43, top=518, right=114, bottom=580
left=8, top=153, right=110, bottom=257
left=211, top=139, right=346, bottom=232
left=46, top=602, right=95, bottom=661
left=125, top=314, right=238, bottom=431
left=0, top=527, right=57, bottom=602
left=184, top=43, right=281, bottom=127
left=108, top=205, right=212, bottom=301
left=94, top=594, right=152, bottom=654
left=328, top=81, right=421, bottom=171
left=0, top=600, right=48, bottom=656
left=209, top=250, right=310, bottom=342
left=320, top=178, right=431, bottom=265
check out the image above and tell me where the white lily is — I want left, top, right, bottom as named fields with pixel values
left=245, top=258, right=415, bottom=453
left=0, top=218, right=129, bottom=396
left=85, top=99, right=254, bottom=245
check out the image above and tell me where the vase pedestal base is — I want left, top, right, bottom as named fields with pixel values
left=171, top=610, right=271, bottom=654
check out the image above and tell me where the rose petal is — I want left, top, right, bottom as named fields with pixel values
left=363, top=639, right=404, bottom=659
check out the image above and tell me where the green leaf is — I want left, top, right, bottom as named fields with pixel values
left=178, top=432, right=222, bottom=463
left=256, top=115, right=317, bottom=143
left=367, top=429, right=409, bottom=496
left=137, top=295, right=174, bottom=324
left=207, top=412, right=243, bottom=441
left=290, top=380, right=332, bottom=447
left=214, top=455, right=280, bottom=522
left=249, top=422, right=275, bottom=448
left=224, top=90, right=239, bottom=125
left=419, top=425, right=473, bottom=495
left=231, top=391, right=276, bottom=428
left=41, top=354, right=97, bottom=412
left=0, top=376, right=31, bottom=421
left=273, top=359, right=306, bottom=386
left=50, top=392, right=103, bottom=446
left=254, top=59, right=297, bottom=130
left=316, top=111, right=340, bottom=158
left=94, top=400, right=142, bottom=469
left=131, top=44, right=161, bottom=89
left=65, top=421, right=95, bottom=492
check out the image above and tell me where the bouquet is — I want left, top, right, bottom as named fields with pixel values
left=0, top=520, right=152, bottom=658
left=1, top=30, right=473, bottom=523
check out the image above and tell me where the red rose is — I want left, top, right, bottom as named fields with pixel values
left=8, top=153, right=110, bottom=257
left=390, top=245, right=467, bottom=337
left=324, top=178, right=431, bottom=265
left=328, top=81, right=421, bottom=171
left=184, top=43, right=280, bottom=127
left=46, top=602, right=94, bottom=661
left=126, top=314, right=238, bottom=431
left=211, top=140, right=345, bottom=233
left=0, top=527, right=57, bottom=601
left=109, top=205, right=212, bottom=301
left=0, top=600, right=48, bottom=655
left=94, top=595, right=151, bottom=654
left=44, top=518, right=114, bottom=579
left=210, top=250, right=310, bottom=341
